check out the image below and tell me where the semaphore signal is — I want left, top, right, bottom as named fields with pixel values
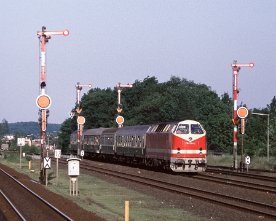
left=231, top=60, right=254, bottom=170
left=36, top=26, right=69, bottom=184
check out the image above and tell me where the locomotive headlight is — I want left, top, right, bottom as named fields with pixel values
left=199, top=147, right=202, bottom=155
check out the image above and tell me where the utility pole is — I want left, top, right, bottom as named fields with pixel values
left=36, top=26, right=69, bottom=184
left=74, top=82, right=92, bottom=156
left=115, top=83, right=133, bottom=127
left=231, top=61, right=254, bottom=170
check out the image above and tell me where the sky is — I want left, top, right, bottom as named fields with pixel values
left=0, top=0, right=275, bottom=124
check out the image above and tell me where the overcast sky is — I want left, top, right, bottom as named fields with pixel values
left=0, top=0, right=275, bottom=124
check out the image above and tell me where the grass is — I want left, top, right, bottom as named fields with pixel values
left=0, top=152, right=208, bottom=221
left=207, top=154, right=276, bottom=170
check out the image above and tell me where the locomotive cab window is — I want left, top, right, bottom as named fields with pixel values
left=191, top=124, right=204, bottom=134
left=175, top=124, right=189, bottom=134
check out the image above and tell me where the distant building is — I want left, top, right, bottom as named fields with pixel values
left=2, top=135, right=15, bottom=141
left=32, top=139, right=41, bottom=148
left=25, top=137, right=32, bottom=146
left=1, top=144, right=9, bottom=150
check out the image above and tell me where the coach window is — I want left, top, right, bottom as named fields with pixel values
left=131, top=136, right=135, bottom=147
left=90, top=136, right=94, bottom=145
left=121, top=136, right=124, bottom=147
left=127, top=136, right=131, bottom=147
left=176, top=124, right=189, bottom=134
left=137, top=136, right=141, bottom=147
left=120, top=136, right=123, bottom=146
left=117, top=136, right=121, bottom=146
left=95, top=136, right=99, bottom=145
left=84, top=137, right=88, bottom=145
left=108, top=137, right=113, bottom=145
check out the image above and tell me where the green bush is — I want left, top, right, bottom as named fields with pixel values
left=22, top=145, right=40, bottom=155
left=25, top=155, right=32, bottom=161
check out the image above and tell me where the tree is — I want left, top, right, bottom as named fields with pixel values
left=57, top=76, right=276, bottom=158
left=81, top=87, right=117, bottom=128
left=0, top=119, right=9, bottom=136
left=58, top=118, right=74, bottom=154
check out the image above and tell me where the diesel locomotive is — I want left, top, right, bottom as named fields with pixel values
left=70, top=120, right=207, bottom=172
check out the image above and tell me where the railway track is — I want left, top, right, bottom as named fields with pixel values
left=206, top=165, right=276, bottom=182
left=0, top=168, right=74, bottom=221
left=193, top=173, right=276, bottom=194
left=58, top=158, right=276, bottom=220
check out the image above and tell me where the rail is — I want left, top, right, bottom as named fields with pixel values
left=0, top=168, right=74, bottom=221
left=0, top=189, right=26, bottom=221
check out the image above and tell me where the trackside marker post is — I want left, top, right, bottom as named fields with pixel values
left=17, top=138, right=25, bottom=169
left=245, top=155, right=250, bottom=172
left=125, top=201, right=129, bottom=221
left=55, top=149, right=61, bottom=185
left=231, top=61, right=254, bottom=170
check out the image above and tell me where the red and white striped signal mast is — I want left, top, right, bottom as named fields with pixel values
left=37, top=26, right=69, bottom=183
left=231, top=60, right=254, bottom=170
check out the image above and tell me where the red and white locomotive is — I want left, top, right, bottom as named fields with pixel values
left=70, top=120, right=207, bottom=172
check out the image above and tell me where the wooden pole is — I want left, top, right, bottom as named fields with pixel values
left=45, top=169, right=48, bottom=186
left=19, top=146, right=22, bottom=169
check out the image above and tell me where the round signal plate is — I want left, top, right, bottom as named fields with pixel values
left=237, top=107, right=248, bottom=119
left=116, top=115, right=124, bottom=125
left=36, top=94, right=51, bottom=109
left=77, top=116, right=86, bottom=125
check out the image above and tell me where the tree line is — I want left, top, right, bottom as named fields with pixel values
left=58, top=76, right=276, bottom=158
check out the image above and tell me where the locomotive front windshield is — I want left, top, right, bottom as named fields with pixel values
left=191, top=124, right=204, bottom=134
left=176, top=124, right=189, bottom=134
left=175, top=123, right=204, bottom=134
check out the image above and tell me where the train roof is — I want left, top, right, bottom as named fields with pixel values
left=178, top=120, right=202, bottom=124
left=116, top=125, right=151, bottom=135
left=71, top=120, right=204, bottom=137
left=102, top=128, right=118, bottom=134
left=83, top=128, right=107, bottom=136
